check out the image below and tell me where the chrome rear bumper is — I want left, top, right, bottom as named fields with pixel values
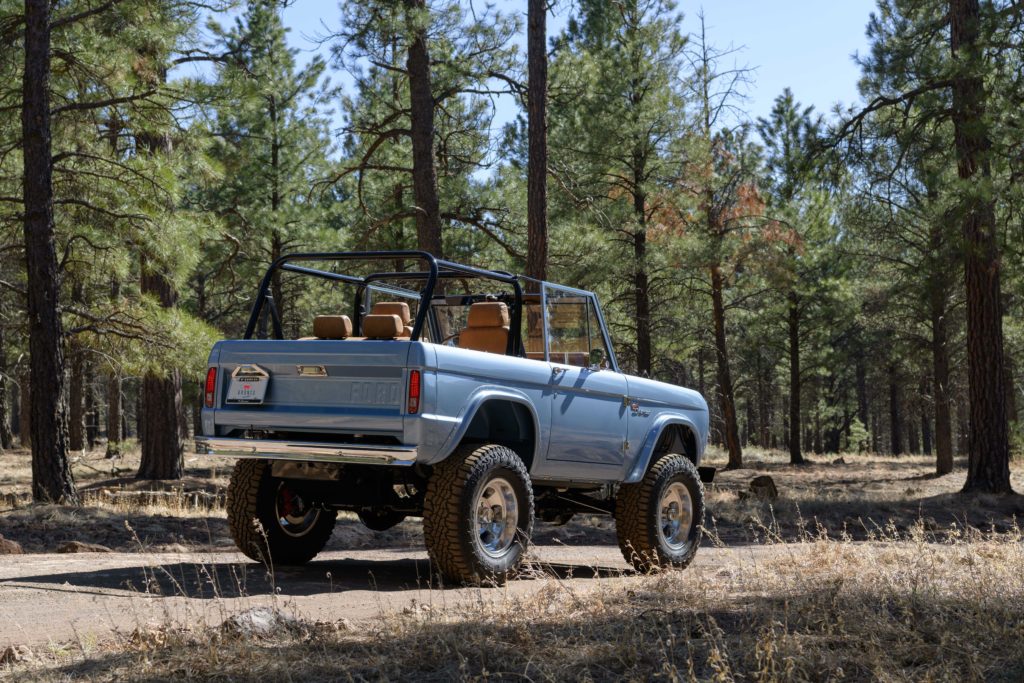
left=194, top=436, right=417, bottom=466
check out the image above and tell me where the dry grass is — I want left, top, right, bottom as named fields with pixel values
left=6, top=530, right=1024, bottom=681
left=703, top=448, right=1024, bottom=544
left=3, top=445, right=1024, bottom=679
left=2, top=444, right=1023, bottom=551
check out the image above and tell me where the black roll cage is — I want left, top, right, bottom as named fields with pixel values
left=243, top=251, right=525, bottom=356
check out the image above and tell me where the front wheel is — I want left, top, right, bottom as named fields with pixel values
left=615, top=454, right=704, bottom=573
left=423, top=444, right=534, bottom=585
left=226, top=460, right=337, bottom=565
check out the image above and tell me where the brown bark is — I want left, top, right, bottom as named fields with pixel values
left=68, top=341, right=85, bottom=452
left=405, top=0, right=443, bottom=258
left=137, top=263, right=184, bottom=480
left=526, top=0, right=548, bottom=282
left=106, top=374, right=122, bottom=457
left=633, top=160, right=652, bottom=376
left=21, top=0, right=77, bottom=502
left=0, top=325, right=13, bottom=449
left=949, top=0, right=1012, bottom=493
left=921, top=378, right=933, bottom=456
left=18, top=371, right=31, bottom=448
left=84, top=365, right=97, bottom=448
left=710, top=265, right=742, bottom=469
left=930, top=276, right=954, bottom=474
left=788, top=292, right=804, bottom=464
left=136, top=124, right=184, bottom=480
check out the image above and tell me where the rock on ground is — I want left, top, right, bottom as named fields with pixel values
left=0, top=535, right=23, bottom=554
left=747, top=475, right=779, bottom=501
left=220, top=607, right=301, bottom=639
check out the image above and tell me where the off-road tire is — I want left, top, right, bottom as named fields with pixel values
left=227, top=459, right=337, bottom=565
left=358, top=508, right=407, bottom=532
left=615, top=454, right=704, bottom=573
left=423, top=444, right=534, bottom=585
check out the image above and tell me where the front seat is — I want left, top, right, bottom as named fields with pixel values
left=458, top=302, right=509, bottom=354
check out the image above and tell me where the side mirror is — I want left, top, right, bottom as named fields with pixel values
left=588, top=348, right=606, bottom=371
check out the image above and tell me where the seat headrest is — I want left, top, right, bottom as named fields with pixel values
left=313, top=315, right=352, bottom=340
left=467, top=302, right=509, bottom=328
left=371, top=301, right=411, bottom=324
left=362, top=314, right=404, bottom=339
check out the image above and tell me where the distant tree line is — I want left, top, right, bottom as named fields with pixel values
left=0, top=0, right=1019, bottom=501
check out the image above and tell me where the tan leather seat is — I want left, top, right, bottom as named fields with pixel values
left=371, top=302, right=413, bottom=337
left=311, top=315, right=352, bottom=340
left=363, top=314, right=404, bottom=340
left=458, top=302, right=509, bottom=354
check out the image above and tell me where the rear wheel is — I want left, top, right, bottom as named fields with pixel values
left=614, top=454, right=704, bottom=572
left=423, top=444, right=534, bottom=585
left=227, top=460, right=337, bottom=565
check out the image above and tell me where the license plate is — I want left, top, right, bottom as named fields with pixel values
left=226, top=364, right=269, bottom=404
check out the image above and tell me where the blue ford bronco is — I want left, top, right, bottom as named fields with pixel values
left=196, top=252, right=712, bottom=584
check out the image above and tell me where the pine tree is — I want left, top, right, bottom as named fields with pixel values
left=200, top=0, right=340, bottom=337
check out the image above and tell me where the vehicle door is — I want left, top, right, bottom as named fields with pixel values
left=542, top=285, right=628, bottom=471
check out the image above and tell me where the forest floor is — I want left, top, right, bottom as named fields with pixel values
left=1, top=445, right=1023, bottom=680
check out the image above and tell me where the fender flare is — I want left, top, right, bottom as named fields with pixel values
left=624, top=414, right=704, bottom=484
left=430, top=387, right=543, bottom=466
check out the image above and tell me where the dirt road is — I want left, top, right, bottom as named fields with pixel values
left=0, top=543, right=784, bottom=648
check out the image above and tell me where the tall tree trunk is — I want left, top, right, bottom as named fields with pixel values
left=1004, top=358, right=1017, bottom=425
left=138, top=263, right=184, bottom=480
left=526, top=0, right=548, bottom=282
left=105, top=279, right=122, bottom=458
left=870, top=407, right=880, bottom=453
left=710, top=264, right=742, bottom=468
left=787, top=292, right=804, bottom=464
left=68, top=341, right=85, bottom=452
left=18, top=371, right=31, bottom=448
left=405, top=0, right=443, bottom=258
left=268, top=97, right=286, bottom=330
left=84, top=365, right=97, bottom=448
left=921, top=378, right=933, bottom=456
left=889, top=363, right=903, bottom=455
left=908, top=411, right=920, bottom=455
left=950, top=0, right=1012, bottom=493
left=930, top=280, right=954, bottom=474
left=0, top=325, right=14, bottom=449
left=106, top=374, right=122, bottom=458
left=21, top=0, right=77, bottom=502
left=633, top=158, right=652, bottom=376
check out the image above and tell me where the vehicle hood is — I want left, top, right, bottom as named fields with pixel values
left=625, top=375, right=707, bottom=414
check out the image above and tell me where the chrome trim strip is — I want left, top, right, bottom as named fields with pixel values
left=195, top=437, right=417, bottom=466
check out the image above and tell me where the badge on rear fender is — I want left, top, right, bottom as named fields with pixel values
left=226, top=364, right=270, bottom=404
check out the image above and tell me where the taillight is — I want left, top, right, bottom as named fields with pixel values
left=204, top=367, right=217, bottom=408
left=407, top=370, right=421, bottom=414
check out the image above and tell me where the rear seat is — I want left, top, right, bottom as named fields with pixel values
left=458, top=302, right=509, bottom=354
left=302, top=315, right=353, bottom=340
left=362, top=314, right=404, bottom=340
left=371, top=302, right=413, bottom=338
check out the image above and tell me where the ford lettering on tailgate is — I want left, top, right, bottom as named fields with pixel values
left=349, top=381, right=401, bottom=405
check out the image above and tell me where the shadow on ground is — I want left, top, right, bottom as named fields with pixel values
left=1, top=551, right=626, bottom=600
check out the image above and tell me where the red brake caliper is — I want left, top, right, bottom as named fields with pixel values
left=280, top=487, right=296, bottom=517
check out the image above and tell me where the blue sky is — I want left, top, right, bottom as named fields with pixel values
left=214, top=0, right=878, bottom=141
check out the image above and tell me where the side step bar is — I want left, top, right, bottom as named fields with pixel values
left=195, top=437, right=417, bottom=466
